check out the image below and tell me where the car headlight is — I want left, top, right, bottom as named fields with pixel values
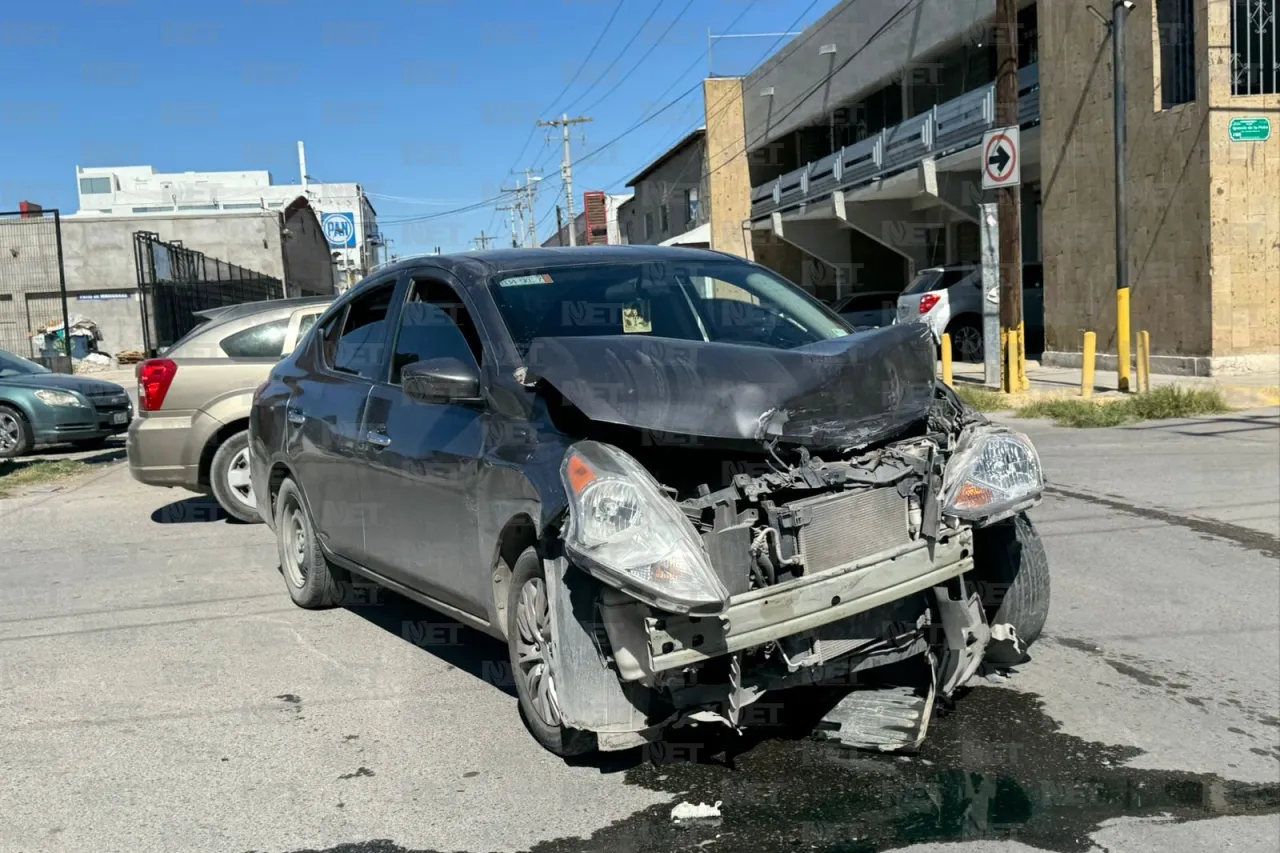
left=942, top=429, right=1044, bottom=520
left=34, top=389, right=86, bottom=408
left=561, top=441, right=729, bottom=616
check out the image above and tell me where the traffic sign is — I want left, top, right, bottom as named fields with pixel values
left=981, top=127, right=1021, bottom=190
left=1229, top=117, right=1271, bottom=142
left=322, top=212, right=357, bottom=248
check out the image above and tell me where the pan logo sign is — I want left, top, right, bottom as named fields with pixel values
left=322, top=212, right=357, bottom=248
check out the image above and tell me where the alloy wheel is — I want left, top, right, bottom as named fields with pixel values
left=225, top=447, right=256, bottom=509
left=0, top=413, right=19, bottom=452
left=514, top=577, right=563, bottom=727
left=955, top=326, right=984, bottom=363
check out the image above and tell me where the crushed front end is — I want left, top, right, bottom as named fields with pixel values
left=543, top=386, right=1046, bottom=752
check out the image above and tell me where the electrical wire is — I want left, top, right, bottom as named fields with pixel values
left=578, top=0, right=698, bottom=116
left=557, top=0, right=667, bottom=118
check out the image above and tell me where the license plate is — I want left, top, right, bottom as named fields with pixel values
left=111, top=411, right=127, bottom=425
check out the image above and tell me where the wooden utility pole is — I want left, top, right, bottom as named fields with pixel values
left=994, top=0, right=1025, bottom=392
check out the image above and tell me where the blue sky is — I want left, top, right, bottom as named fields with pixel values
left=0, top=0, right=827, bottom=255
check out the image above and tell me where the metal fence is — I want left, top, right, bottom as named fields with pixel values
left=133, top=231, right=284, bottom=354
left=0, top=208, right=73, bottom=372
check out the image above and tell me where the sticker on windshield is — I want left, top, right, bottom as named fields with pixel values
left=499, top=273, right=553, bottom=287
left=622, top=302, right=652, bottom=334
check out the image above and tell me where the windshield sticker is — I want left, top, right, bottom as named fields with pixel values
left=499, top=273, right=553, bottom=287
left=622, top=302, right=652, bottom=334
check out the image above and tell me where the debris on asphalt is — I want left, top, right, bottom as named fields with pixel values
left=671, top=800, right=722, bottom=823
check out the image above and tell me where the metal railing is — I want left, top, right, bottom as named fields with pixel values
left=751, top=64, right=1040, bottom=220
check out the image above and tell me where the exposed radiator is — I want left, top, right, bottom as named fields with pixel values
left=788, top=487, right=911, bottom=573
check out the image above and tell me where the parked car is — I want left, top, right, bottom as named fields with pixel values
left=895, top=265, right=1045, bottom=362
left=0, top=348, right=133, bottom=459
left=830, top=290, right=900, bottom=331
left=249, top=246, right=1050, bottom=757
left=126, top=296, right=332, bottom=522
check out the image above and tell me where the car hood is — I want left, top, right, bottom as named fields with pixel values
left=0, top=373, right=127, bottom=396
left=524, top=323, right=937, bottom=448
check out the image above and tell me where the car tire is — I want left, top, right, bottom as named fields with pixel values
left=0, top=404, right=33, bottom=460
left=507, top=547, right=597, bottom=758
left=210, top=431, right=262, bottom=524
left=973, top=513, right=1050, bottom=665
left=946, top=317, right=985, bottom=363
left=274, top=477, right=347, bottom=610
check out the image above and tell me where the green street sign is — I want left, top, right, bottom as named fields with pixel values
left=1229, top=117, right=1271, bottom=142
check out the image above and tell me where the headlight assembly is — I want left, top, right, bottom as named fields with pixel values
left=34, top=389, right=86, bottom=408
left=560, top=441, right=729, bottom=616
left=942, top=429, right=1044, bottom=520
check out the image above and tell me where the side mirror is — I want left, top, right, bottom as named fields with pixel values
left=401, top=357, right=483, bottom=405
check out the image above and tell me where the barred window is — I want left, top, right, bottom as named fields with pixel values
left=1232, top=0, right=1278, bottom=95
left=1155, top=0, right=1197, bottom=107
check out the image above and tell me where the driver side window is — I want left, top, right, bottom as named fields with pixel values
left=390, top=278, right=483, bottom=385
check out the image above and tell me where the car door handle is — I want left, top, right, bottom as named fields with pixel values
left=365, top=431, right=392, bottom=448
left=286, top=409, right=306, bottom=425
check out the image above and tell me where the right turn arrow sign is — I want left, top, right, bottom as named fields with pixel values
left=982, top=127, right=1021, bottom=189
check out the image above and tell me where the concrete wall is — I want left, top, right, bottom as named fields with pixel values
left=1205, top=0, right=1280, bottom=365
left=1040, top=0, right=1214, bottom=368
left=622, top=136, right=707, bottom=245
left=705, top=78, right=754, bottom=259
left=742, top=0, right=995, bottom=150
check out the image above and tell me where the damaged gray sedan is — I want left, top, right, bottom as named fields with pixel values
left=248, top=246, right=1050, bottom=757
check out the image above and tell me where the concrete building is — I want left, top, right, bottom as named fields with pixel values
left=699, top=0, right=1277, bottom=373
left=73, top=162, right=381, bottom=289
left=0, top=200, right=335, bottom=357
left=541, top=192, right=633, bottom=247
left=1039, top=0, right=1279, bottom=375
left=617, top=128, right=710, bottom=247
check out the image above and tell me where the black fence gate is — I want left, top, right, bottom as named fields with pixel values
left=133, top=231, right=284, bottom=354
left=0, top=207, right=73, bottom=372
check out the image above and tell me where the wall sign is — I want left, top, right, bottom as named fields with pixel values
left=322, top=212, right=357, bottom=248
left=1229, top=117, right=1271, bottom=142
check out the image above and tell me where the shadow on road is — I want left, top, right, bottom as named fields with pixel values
left=151, top=495, right=247, bottom=524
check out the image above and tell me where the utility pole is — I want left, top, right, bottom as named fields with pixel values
left=538, top=114, right=592, bottom=246
left=473, top=230, right=495, bottom=251
left=497, top=203, right=520, bottom=248
left=1112, top=0, right=1134, bottom=392
left=994, top=0, right=1025, bottom=393
left=555, top=206, right=565, bottom=247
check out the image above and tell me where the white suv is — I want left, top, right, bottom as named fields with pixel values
left=895, top=265, right=1044, bottom=362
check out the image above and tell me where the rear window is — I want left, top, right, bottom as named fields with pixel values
left=219, top=317, right=289, bottom=358
left=902, top=269, right=969, bottom=295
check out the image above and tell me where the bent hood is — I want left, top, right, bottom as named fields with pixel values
left=524, top=323, right=937, bottom=448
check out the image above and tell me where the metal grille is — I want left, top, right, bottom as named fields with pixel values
left=1232, top=0, right=1278, bottom=96
left=792, top=487, right=911, bottom=573
left=0, top=207, right=72, bottom=371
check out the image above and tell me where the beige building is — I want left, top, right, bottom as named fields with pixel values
left=1041, top=0, right=1278, bottom=375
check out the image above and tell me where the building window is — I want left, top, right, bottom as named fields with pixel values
left=79, top=177, right=112, bottom=195
left=131, top=206, right=172, bottom=213
left=1232, top=0, right=1278, bottom=95
left=644, top=212, right=653, bottom=241
left=659, top=204, right=669, bottom=234
left=178, top=204, right=219, bottom=211
left=1155, top=0, right=1197, bottom=107
left=222, top=203, right=262, bottom=210
left=685, top=188, right=699, bottom=225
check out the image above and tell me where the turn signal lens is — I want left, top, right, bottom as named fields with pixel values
left=137, top=359, right=178, bottom=412
left=952, top=481, right=994, bottom=510
left=567, top=454, right=597, bottom=495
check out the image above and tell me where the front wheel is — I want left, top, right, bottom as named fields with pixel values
left=274, top=477, right=347, bottom=609
left=0, top=405, right=33, bottom=460
left=507, top=547, right=596, bottom=757
left=973, top=513, right=1050, bottom=665
left=210, top=430, right=261, bottom=523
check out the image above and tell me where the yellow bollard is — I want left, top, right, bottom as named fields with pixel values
left=1117, top=287, right=1132, bottom=392
left=1081, top=331, right=1097, bottom=399
left=1137, top=330, right=1151, bottom=393
left=1006, top=328, right=1020, bottom=395
left=1016, top=320, right=1029, bottom=392
left=940, top=334, right=954, bottom=387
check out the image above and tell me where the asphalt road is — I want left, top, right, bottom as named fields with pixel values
left=1, top=409, right=1277, bottom=853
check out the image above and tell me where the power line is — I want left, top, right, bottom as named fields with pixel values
left=578, top=0, right=699, bottom=117
left=557, top=0, right=667, bottom=118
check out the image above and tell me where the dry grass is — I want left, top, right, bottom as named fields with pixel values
left=0, top=459, right=89, bottom=498
left=954, top=384, right=1015, bottom=413
left=1014, top=386, right=1231, bottom=428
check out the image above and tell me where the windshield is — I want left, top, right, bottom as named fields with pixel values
left=0, top=349, right=51, bottom=378
left=488, top=260, right=851, bottom=356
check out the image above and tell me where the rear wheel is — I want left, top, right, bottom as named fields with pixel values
left=507, top=547, right=596, bottom=757
left=947, top=317, right=984, bottom=363
left=0, top=405, right=33, bottom=460
left=274, top=477, right=347, bottom=609
left=973, top=513, right=1050, bottom=665
left=210, top=431, right=261, bottom=523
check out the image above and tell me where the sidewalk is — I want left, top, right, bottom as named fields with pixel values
left=950, top=360, right=1280, bottom=408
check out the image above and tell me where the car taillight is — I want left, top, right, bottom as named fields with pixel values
left=138, top=359, right=178, bottom=411
left=919, top=293, right=941, bottom=314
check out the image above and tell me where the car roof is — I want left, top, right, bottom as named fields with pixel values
left=192, top=295, right=332, bottom=324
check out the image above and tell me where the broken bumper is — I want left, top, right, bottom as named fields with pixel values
left=602, top=529, right=974, bottom=678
